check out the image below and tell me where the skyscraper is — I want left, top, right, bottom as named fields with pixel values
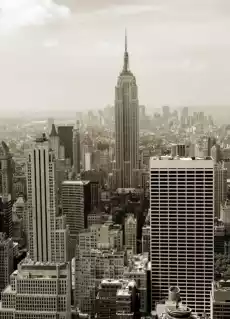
left=150, top=157, right=214, bottom=315
left=62, top=181, right=85, bottom=256
left=115, top=31, right=139, bottom=188
left=58, top=125, right=74, bottom=165
left=49, top=123, right=60, bottom=160
left=27, top=134, right=69, bottom=262
left=73, top=120, right=81, bottom=176
left=0, top=141, right=13, bottom=238
left=0, top=233, right=13, bottom=296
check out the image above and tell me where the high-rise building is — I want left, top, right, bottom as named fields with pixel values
left=0, top=233, right=13, bottom=296
left=0, top=259, right=72, bottom=318
left=47, top=117, right=54, bottom=134
left=123, top=253, right=149, bottom=313
left=27, top=134, right=69, bottom=263
left=58, top=126, right=74, bottom=165
left=62, top=180, right=99, bottom=229
left=115, top=32, right=139, bottom=188
left=62, top=181, right=85, bottom=256
left=0, top=195, right=12, bottom=239
left=73, top=120, right=81, bottom=176
left=75, top=224, right=124, bottom=315
left=142, top=225, right=150, bottom=254
left=49, top=123, right=60, bottom=160
left=215, top=162, right=227, bottom=218
left=150, top=157, right=214, bottom=315
left=0, top=141, right=13, bottom=238
left=124, top=215, right=137, bottom=254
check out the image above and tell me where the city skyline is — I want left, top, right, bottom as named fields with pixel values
left=1, top=0, right=230, bottom=116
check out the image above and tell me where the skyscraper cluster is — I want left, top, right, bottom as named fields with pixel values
left=0, top=31, right=230, bottom=319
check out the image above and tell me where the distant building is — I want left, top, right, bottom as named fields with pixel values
left=142, top=225, right=150, bottom=254
left=58, top=125, right=74, bottom=165
left=0, top=233, right=13, bottom=296
left=0, top=141, right=13, bottom=238
left=215, top=163, right=227, bottom=218
left=125, top=215, right=137, bottom=255
left=73, top=120, right=81, bottom=176
left=49, top=123, right=60, bottom=160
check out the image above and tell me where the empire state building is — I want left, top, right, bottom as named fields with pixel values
left=115, top=32, right=139, bottom=188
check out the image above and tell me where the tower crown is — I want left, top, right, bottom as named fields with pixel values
left=120, top=29, right=133, bottom=76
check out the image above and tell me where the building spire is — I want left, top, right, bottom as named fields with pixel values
left=123, top=29, right=129, bottom=72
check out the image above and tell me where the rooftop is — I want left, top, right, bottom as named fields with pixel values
left=62, top=180, right=90, bottom=186
left=150, top=156, right=214, bottom=169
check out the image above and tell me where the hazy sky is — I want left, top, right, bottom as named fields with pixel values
left=0, top=0, right=230, bottom=117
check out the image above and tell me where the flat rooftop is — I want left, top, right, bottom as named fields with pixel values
left=150, top=156, right=214, bottom=169
left=62, top=180, right=90, bottom=186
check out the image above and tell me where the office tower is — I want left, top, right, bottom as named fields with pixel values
left=215, top=163, right=227, bottom=218
left=0, top=259, right=72, bottom=318
left=0, top=195, right=12, bottom=239
left=116, top=283, right=138, bottom=319
left=96, top=279, right=136, bottom=319
left=115, top=32, right=139, bottom=188
left=73, top=120, right=81, bottom=176
left=150, top=157, right=214, bottom=315
left=62, top=181, right=85, bottom=256
left=58, top=125, right=74, bottom=165
left=0, top=233, right=13, bottom=296
left=27, top=134, right=69, bottom=262
left=211, top=144, right=222, bottom=163
left=49, top=123, right=60, bottom=159
left=96, top=279, right=122, bottom=319
left=0, top=141, right=13, bottom=238
left=171, top=144, right=186, bottom=157
left=75, top=225, right=124, bottom=315
left=13, top=196, right=26, bottom=236
left=76, top=248, right=125, bottom=315
left=125, top=214, right=137, bottom=254
left=62, top=180, right=98, bottom=230
left=123, top=253, right=148, bottom=313
left=47, top=117, right=54, bottom=133
left=142, top=225, right=150, bottom=253
left=84, top=152, right=92, bottom=171
left=207, top=137, right=215, bottom=157
left=162, top=106, right=170, bottom=119
left=12, top=207, right=23, bottom=245
left=211, top=281, right=230, bottom=319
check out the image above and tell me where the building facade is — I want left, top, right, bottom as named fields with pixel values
left=27, top=134, right=69, bottom=263
left=0, top=233, right=13, bottom=296
left=150, top=157, right=214, bottom=315
left=0, top=259, right=72, bottom=319
left=73, top=120, right=81, bottom=176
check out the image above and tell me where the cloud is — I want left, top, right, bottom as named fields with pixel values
left=76, top=4, right=163, bottom=21
left=0, top=0, right=70, bottom=32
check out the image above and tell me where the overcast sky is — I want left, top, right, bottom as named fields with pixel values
left=0, top=0, right=229, bottom=117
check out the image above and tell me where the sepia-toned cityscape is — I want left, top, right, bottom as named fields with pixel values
left=0, top=2, right=230, bottom=318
